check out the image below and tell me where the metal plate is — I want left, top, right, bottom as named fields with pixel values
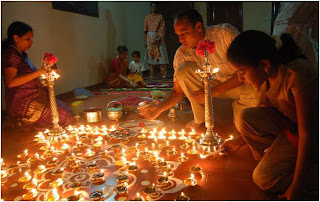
left=107, top=129, right=139, bottom=139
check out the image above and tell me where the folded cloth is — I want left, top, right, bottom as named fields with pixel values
left=73, top=88, right=93, bottom=97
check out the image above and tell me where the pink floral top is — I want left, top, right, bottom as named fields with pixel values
left=144, top=13, right=165, bottom=39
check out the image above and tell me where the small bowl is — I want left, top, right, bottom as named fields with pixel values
left=106, top=101, right=124, bottom=122
left=83, top=107, right=102, bottom=123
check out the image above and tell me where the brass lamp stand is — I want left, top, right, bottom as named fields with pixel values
left=195, top=49, right=222, bottom=149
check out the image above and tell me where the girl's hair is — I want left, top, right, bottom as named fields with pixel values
left=117, top=46, right=128, bottom=54
left=132, top=50, right=140, bottom=57
left=2, top=21, right=33, bottom=50
left=227, top=30, right=307, bottom=68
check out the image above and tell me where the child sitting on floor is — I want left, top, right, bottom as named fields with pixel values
left=127, top=68, right=146, bottom=88
left=129, top=50, right=146, bottom=76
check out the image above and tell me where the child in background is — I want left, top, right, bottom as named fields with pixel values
left=127, top=68, right=146, bottom=88
left=129, top=51, right=146, bottom=76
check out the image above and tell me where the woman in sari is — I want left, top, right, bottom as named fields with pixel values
left=2, top=21, right=73, bottom=130
left=144, top=2, right=169, bottom=80
left=106, top=46, right=137, bottom=88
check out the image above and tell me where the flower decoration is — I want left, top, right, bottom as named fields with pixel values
left=42, top=53, right=58, bottom=67
left=196, top=40, right=215, bottom=58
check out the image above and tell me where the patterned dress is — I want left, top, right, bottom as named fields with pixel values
left=2, top=46, right=73, bottom=130
left=144, top=13, right=169, bottom=65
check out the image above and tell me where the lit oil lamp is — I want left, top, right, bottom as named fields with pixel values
left=1, top=170, right=8, bottom=180
left=131, top=192, right=144, bottom=201
left=47, top=157, right=58, bottom=166
left=0, top=158, right=5, bottom=167
left=115, top=182, right=128, bottom=194
left=85, top=125, right=92, bottom=131
left=92, top=130, right=101, bottom=136
left=178, top=153, right=188, bottom=162
left=168, top=131, right=177, bottom=140
left=99, top=149, right=109, bottom=157
left=66, top=125, right=74, bottom=132
left=128, top=162, right=138, bottom=171
left=17, top=149, right=29, bottom=159
left=61, top=134, right=70, bottom=143
left=200, top=153, right=206, bottom=159
left=22, top=188, right=38, bottom=200
left=8, top=161, right=20, bottom=169
left=86, top=161, right=97, bottom=169
left=147, top=132, right=157, bottom=139
left=115, top=157, right=127, bottom=166
left=61, top=143, right=70, bottom=150
left=117, top=172, right=129, bottom=182
left=34, top=132, right=45, bottom=142
left=44, top=147, right=54, bottom=158
left=138, top=140, right=147, bottom=146
left=144, top=183, right=157, bottom=194
left=187, top=146, right=198, bottom=154
left=35, top=165, right=47, bottom=174
left=23, top=178, right=38, bottom=190
left=180, top=142, right=190, bottom=149
left=46, top=188, right=60, bottom=201
left=85, top=149, right=95, bottom=157
left=71, top=160, right=82, bottom=169
left=109, top=125, right=116, bottom=132
left=178, top=133, right=187, bottom=140
left=157, top=132, right=166, bottom=140
left=138, top=133, right=146, bottom=139
left=176, top=192, right=190, bottom=201
left=101, top=125, right=108, bottom=131
left=40, top=141, right=51, bottom=151
left=93, top=141, right=103, bottom=148
left=157, top=158, right=168, bottom=168
left=168, top=129, right=176, bottom=136
left=52, top=167, right=64, bottom=176
left=111, top=144, right=122, bottom=151
left=190, top=164, right=202, bottom=173
left=51, top=178, right=63, bottom=188
left=184, top=173, right=197, bottom=186
left=139, top=147, right=149, bottom=157
left=157, top=172, right=169, bottom=185
left=188, top=129, right=197, bottom=136
left=67, top=153, right=76, bottom=162
left=185, top=136, right=194, bottom=144
left=94, top=136, right=103, bottom=142
left=115, top=149, right=126, bottom=158
left=128, top=145, right=138, bottom=153
left=148, top=151, right=158, bottom=164
left=68, top=190, right=80, bottom=201
left=158, top=167, right=174, bottom=177
left=92, top=169, right=105, bottom=182
left=178, top=129, right=186, bottom=136
left=120, top=138, right=130, bottom=144
left=167, top=147, right=177, bottom=155
left=18, top=172, right=32, bottom=183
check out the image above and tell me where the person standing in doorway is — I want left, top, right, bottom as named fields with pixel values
left=144, top=2, right=169, bottom=80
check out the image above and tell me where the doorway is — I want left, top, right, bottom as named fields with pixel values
left=207, top=2, right=243, bottom=32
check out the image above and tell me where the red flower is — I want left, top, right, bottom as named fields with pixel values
left=196, top=40, right=215, bottom=58
left=139, top=122, right=145, bottom=127
left=42, top=53, right=58, bottom=65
